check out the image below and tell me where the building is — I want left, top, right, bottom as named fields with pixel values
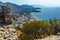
left=0, top=5, right=12, bottom=24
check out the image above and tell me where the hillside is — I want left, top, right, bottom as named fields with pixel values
left=0, top=1, right=37, bottom=25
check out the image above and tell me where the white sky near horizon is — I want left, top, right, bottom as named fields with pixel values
left=0, top=0, right=60, bottom=7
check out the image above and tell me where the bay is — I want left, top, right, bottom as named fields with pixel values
left=31, top=7, right=60, bottom=20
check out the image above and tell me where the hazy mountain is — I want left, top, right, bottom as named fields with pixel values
left=0, top=1, right=40, bottom=15
left=5, top=2, right=40, bottom=12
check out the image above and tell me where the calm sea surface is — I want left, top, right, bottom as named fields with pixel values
left=31, top=7, right=60, bottom=20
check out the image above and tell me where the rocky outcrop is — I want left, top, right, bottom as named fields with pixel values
left=34, top=35, right=60, bottom=40
left=0, top=25, right=18, bottom=40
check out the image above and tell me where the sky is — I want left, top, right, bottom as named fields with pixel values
left=0, top=0, right=60, bottom=7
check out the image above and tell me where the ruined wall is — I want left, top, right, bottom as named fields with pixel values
left=0, top=5, right=12, bottom=24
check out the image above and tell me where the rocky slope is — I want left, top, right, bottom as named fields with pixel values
left=0, top=25, right=18, bottom=40
left=35, top=35, right=60, bottom=40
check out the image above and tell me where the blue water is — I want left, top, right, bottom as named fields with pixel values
left=31, top=7, right=60, bottom=20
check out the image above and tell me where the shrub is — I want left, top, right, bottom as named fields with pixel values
left=17, top=19, right=60, bottom=40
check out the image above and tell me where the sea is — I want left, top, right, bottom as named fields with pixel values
left=31, top=6, right=60, bottom=20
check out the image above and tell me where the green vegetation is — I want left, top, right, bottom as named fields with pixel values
left=16, top=19, right=60, bottom=40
